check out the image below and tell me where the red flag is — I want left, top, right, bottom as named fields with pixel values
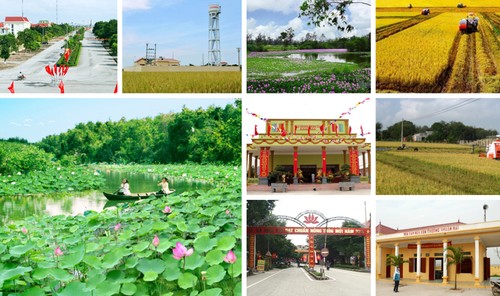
left=332, top=123, right=338, bottom=137
left=294, top=125, right=297, bottom=135
left=62, top=65, right=69, bottom=76
left=320, top=124, right=324, bottom=137
left=254, top=125, right=259, bottom=136
left=360, top=125, right=364, bottom=135
left=64, top=49, right=71, bottom=62
left=114, top=83, right=118, bottom=93
left=45, top=65, right=52, bottom=75
left=307, top=125, right=311, bottom=137
left=349, top=126, right=352, bottom=134
left=58, top=80, right=65, bottom=93
left=280, top=123, right=287, bottom=137
left=54, top=64, right=58, bottom=76
left=8, top=81, right=14, bottom=93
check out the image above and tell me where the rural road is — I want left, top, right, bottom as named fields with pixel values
left=0, top=30, right=116, bottom=93
left=247, top=266, right=370, bottom=296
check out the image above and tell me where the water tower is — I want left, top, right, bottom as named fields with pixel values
left=208, top=4, right=221, bottom=66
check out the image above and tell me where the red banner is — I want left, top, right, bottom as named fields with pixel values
left=322, top=147, right=326, bottom=175
left=365, top=231, right=371, bottom=268
left=408, top=242, right=451, bottom=249
left=247, top=226, right=369, bottom=236
left=249, top=235, right=256, bottom=268
left=293, top=147, right=298, bottom=176
left=308, top=234, right=315, bottom=268
left=259, top=148, right=269, bottom=177
left=349, top=147, right=360, bottom=175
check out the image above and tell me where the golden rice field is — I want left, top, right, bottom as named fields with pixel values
left=377, top=0, right=500, bottom=7
left=377, top=144, right=500, bottom=195
left=377, top=13, right=462, bottom=92
left=377, top=12, right=422, bottom=17
left=123, top=72, right=242, bottom=93
left=376, top=18, right=410, bottom=28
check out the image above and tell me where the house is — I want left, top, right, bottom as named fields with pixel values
left=134, top=57, right=180, bottom=67
left=31, top=20, right=51, bottom=28
left=0, top=22, right=10, bottom=35
left=412, top=131, right=433, bottom=142
left=3, top=16, right=31, bottom=37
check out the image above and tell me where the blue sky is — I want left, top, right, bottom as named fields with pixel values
left=247, top=0, right=371, bottom=41
left=0, top=99, right=235, bottom=142
left=0, top=0, right=116, bottom=25
left=377, top=99, right=500, bottom=131
left=123, top=0, right=242, bottom=67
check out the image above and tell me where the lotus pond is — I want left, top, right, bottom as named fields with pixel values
left=0, top=164, right=242, bottom=295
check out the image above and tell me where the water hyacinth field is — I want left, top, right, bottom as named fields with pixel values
left=247, top=49, right=370, bottom=93
left=0, top=164, right=242, bottom=295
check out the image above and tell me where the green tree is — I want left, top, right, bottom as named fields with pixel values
left=446, top=246, right=465, bottom=290
left=0, top=34, right=17, bottom=62
left=17, top=29, right=42, bottom=52
left=279, top=27, right=295, bottom=50
left=299, top=0, right=371, bottom=32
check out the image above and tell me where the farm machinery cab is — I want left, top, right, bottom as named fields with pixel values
left=421, top=8, right=430, bottom=15
left=486, top=136, right=500, bottom=160
left=459, top=13, right=479, bottom=33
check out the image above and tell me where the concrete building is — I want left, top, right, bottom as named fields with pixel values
left=3, top=17, right=31, bottom=37
left=412, top=131, right=433, bottom=142
left=134, top=57, right=180, bottom=67
left=376, top=220, right=500, bottom=286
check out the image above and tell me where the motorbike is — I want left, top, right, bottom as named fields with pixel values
left=17, top=74, right=26, bottom=81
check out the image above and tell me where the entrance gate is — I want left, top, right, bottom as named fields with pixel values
left=248, top=210, right=371, bottom=269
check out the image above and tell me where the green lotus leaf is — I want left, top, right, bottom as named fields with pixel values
left=31, top=268, right=50, bottom=281
left=83, top=255, right=102, bottom=269
left=156, top=239, right=175, bottom=253
left=69, top=225, right=79, bottom=233
left=0, top=266, right=32, bottom=282
left=194, top=236, right=217, bottom=253
left=205, top=250, right=225, bottom=266
left=152, top=221, right=169, bottom=231
left=0, top=244, right=6, bottom=254
left=137, top=223, right=153, bottom=236
left=60, top=244, right=85, bottom=269
left=106, top=270, right=126, bottom=283
left=228, top=257, right=242, bottom=278
left=178, top=272, right=198, bottom=290
left=55, top=281, right=90, bottom=296
left=162, top=256, right=182, bottom=281
left=176, top=221, right=188, bottom=233
left=9, top=242, right=35, bottom=257
left=205, top=265, right=226, bottom=285
left=143, top=271, right=158, bottom=282
left=48, top=268, right=73, bottom=282
left=199, top=288, right=222, bottom=296
left=85, top=242, right=100, bottom=253
left=199, top=226, right=219, bottom=234
left=63, top=235, right=81, bottom=245
left=20, top=287, right=45, bottom=296
left=86, top=271, right=106, bottom=289
left=184, top=251, right=205, bottom=270
left=125, top=256, right=139, bottom=268
left=120, top=283, right=137, bottom=295
left=101, top=247, right=133, bottom=269
left=132, top=241, right=150, bottom=253
left=136, top=258, right=166, bottom=274
left=94, top=281, right=121, bottom=296
left=233, top=281, right=242, bottom=296
left=216, top=236, right=236, bottom=251
left=136, top=250, right=153, bottom=258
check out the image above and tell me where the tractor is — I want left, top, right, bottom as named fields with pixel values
left=459, top=13, right=479, bottom=33
left=421, top=8, right=430, bottom=15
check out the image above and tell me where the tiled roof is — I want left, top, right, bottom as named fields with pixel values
left=5, top=16, right=30, bottom=22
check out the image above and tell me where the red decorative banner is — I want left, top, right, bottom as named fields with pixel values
left=308, top=234, right=315, bottom=268
left=408, top=242, right=452, bottom=249
left=349, top=147, right=360, bottom=175
left=259, top=148, right=269, bottom=177
left=247, top=226, right=369, bottom=235
left=249, top=235, right=256, bottom=269
left=322, top=147, right=327, bottom=175
left=365, top=230, right=371, bottom=268
left=293, top=147, right=298, bottom=176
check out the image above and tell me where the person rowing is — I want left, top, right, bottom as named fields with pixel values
left=117, top=178, right=131, bottom=195
left=157, top=177, right=174, bottom=195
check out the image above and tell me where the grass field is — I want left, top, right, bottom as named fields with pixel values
left=377, top=142, right=500, bottom=195
left=123, top=72, right=241, bottom=93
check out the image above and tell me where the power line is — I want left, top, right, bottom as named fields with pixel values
left=407, top=99, right=480, bottom=122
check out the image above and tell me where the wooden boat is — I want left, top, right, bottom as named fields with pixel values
left=103, top=190, right=175, bottom=201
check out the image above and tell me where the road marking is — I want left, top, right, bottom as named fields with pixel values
left=247, top=269, right=286, bottom=289
left=300, top=267, right=335, bottom=282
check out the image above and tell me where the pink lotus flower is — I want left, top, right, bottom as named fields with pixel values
left=172, top=242, right=194, bottom=260
left=114, top=223, right=121, bottom=232
left=223, top=250, right=237, bottom=264
left=54, top=247, right=64, bottom=256
left=21, top=227, right=28, bottom=234
left=225, top=209, right=230, bottom=215
left=152, top=235, right=160, bottom=248
left=162, top=206, right=172, bottom=213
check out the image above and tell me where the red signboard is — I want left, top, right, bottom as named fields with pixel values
left=365, top=230, right=371, bottom=268
left=247, top=226, right=368, bottom=236
left=259, top=148, right=269, bottom=177
left=322, top=147, right=326, bottom=174
left=308, top=234, right=315, bottom=268
left=407, top=242, right=452, bottom=249
left=349, top=147, right=360, bottom=175
left=249, top=235, right=256, bottom=268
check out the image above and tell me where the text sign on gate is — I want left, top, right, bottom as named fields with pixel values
left=247, top=226, right=368, bottom=236
left=321, top=248, right=329, bottom=257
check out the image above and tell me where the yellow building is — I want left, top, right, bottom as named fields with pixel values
left=376, top=220, right=500, bottom=286
left=134, top=57, right=180, bottom=67
left=246, top=118, right=371, bottom=184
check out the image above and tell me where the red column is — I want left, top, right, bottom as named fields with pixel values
left=249, top=235, right=256, bottom=269
left=293, top=146, right=298, bottom=177
left=365, top=230, right=371, bottom=268
left=259, top=147, right=270, bottom=177
left=349, top=146, right=360, bottom=175
left=322, top=146, right=327, bottom=175
left=308, top=234, right=315, bottom=268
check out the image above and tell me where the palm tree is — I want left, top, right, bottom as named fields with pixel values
left=446, top=246, right=465, bottom=290
left=386, top=254, right=408, bottom=275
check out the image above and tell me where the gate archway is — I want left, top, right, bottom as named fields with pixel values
left=248, top=210, right=370, bottom=270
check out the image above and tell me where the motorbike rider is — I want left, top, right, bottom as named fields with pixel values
left=18, top=72, right=25, bottom=80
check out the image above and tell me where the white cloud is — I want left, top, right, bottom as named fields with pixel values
left=247, top=0, right=303, bottom=14
left=9, top=122, right=21, bottom=127
left=123, top=0, right=151, bottom=11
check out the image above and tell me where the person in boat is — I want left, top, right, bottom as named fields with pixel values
left=157, top=177, right=173, bottom=194
left=119, top=178, right=131, bottom=195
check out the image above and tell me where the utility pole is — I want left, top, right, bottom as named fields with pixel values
left=400, top=118, right=404, bottom=148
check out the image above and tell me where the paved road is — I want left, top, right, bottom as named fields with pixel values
left=1, top=30, right=116, bottom=93
left=247, top=267, right=370, bottom=296
left=377, top=280, right=492, bottom=295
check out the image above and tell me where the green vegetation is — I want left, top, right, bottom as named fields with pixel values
left=93, top=20, right=118, bottom=56
left=446, top=246, right=466, bottom=290
left=0, top=179, right=242, bottom=295
left=31, top=23, right=75, bottom=44
left=57, top=28, right=85, bottom=66
left=38, top=101, right=241, bottom=165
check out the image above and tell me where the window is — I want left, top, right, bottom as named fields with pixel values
left=457, top=257, right=472, bottom=274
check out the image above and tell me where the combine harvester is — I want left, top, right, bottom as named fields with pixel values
left=484, top=136, right=500, bottom=160
left=421, top=8, right=430, bottom=15
left=459, top=13, right=479, bottom=33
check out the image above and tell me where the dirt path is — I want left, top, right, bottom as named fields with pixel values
left=443, top=32, right=480, bottom=92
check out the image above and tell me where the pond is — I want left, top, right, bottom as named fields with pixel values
left=0, top=171, right=213, bottom=224
left=286, top=52, right=370, bottom=65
